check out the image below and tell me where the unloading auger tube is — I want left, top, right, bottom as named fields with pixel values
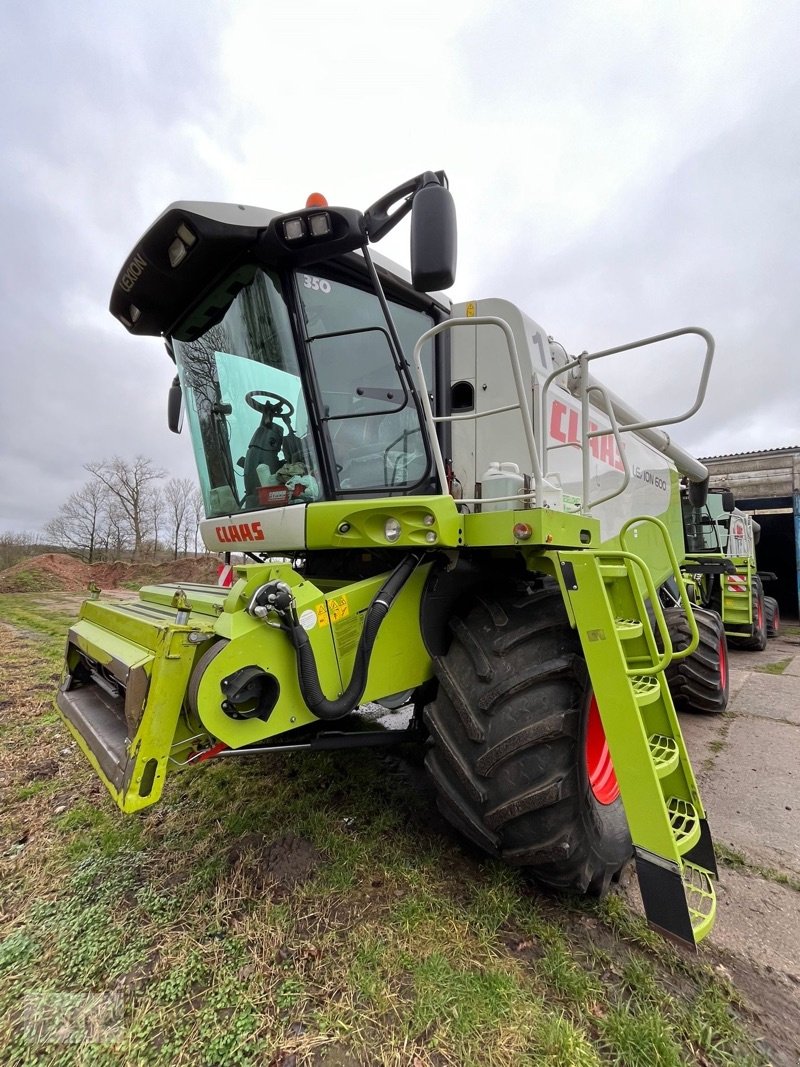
left=247, top=552, right=422, bottom=720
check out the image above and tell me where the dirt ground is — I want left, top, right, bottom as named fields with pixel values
left=0, top=551, right=221, bottom=594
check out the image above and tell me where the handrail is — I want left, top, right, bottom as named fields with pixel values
left=620, top=514, right=700, bottom=663
left=583, top=383, right=631, bottom=510
left=411, top=316, right=544, bottom=506
left=538, top=327, right=715, bottom=514
left=580, top=327, right=715, bottom=434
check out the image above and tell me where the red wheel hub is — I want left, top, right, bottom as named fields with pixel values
left=718, top=637, right=728, bottom=691
left=586, top=694, right=620, bottom=805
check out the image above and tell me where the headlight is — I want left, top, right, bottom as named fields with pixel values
left=384, top=518, right=402, bottom=543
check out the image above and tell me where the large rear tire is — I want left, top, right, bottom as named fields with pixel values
left=729, top=576, right=767, bottom=651
left=423, top=583, right=632, bottom=896
left=664, top=607, right=729, bottom=714
left=765, top=596, right=780, bottom=638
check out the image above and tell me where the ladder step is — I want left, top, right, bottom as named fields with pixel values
left=667, top=797, right=702, bottom=854
left=630, top=674, right=661, bottom=706
left=599, top=563, right=628, bottom=579
left=683, top=861, right=717, bottom=941
left=615, top=617, right=643, bottom=640
left=648, top=734, right=679, bottom=777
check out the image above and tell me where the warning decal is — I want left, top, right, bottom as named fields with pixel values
left=328, top=595, right=350, bottom=623
left=315, top=595, right=350, bottom=628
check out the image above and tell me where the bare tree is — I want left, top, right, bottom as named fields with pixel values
left=147, top=487, right=166, bottom=558
left=84, top=456, right=166, bottom=560
left=0, top=531, right=40, bottom=570
left=44, top=480, right=107, bottom=562
left=188, top=487, right=205, bottom=555
left=163, top=477, right=196, bottom=558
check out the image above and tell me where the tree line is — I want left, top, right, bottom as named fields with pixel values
left=44, top=456, right=206, bottom=563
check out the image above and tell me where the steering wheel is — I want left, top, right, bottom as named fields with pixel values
left=245, top=391, right=294, bottom=418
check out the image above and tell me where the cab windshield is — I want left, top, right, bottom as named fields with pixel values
left=172, top=266, right=435, bottom=519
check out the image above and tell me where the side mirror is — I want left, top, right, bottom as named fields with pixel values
left=410, top=181, right=457, bottom=292
left=168, top=376, right=184, bottom=434
left=721, top=489, right=735, bottom=513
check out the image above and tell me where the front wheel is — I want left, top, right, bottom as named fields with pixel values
left=664, top=606, right=729, bottom=713
left=424, top=583, right=632, bottom=897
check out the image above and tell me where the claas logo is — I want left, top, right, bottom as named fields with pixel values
left=549, top=400, right=624, bottom=472
left=214, top=521, right=265, bottom=543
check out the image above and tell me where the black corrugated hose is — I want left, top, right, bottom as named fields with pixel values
left=288, top=552, right=422, bottom=720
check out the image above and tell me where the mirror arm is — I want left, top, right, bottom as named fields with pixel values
left=364, top=170, right=448, bottom=242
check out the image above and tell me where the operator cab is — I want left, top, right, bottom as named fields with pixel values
left=110, top=172, right=456, bottom=521
left=682, top=486, right=735, bottom=554
left=170, top=263, right=442, bottom=518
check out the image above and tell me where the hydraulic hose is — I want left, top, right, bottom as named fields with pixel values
left=288, top=553, right=421, bottom=720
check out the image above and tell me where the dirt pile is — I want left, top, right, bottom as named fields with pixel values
left=0, top=552, right=221, bottom=594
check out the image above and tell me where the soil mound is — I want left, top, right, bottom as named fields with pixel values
left=0, top=552, right=220, bottom=594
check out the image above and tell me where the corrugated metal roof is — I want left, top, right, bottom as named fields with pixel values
left=700, top=446, right=800, bottom=462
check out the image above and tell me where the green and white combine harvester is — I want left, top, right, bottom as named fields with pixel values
left=681, top=486, right=780, bottom=656
left=57, top=172, right=728, bottom=948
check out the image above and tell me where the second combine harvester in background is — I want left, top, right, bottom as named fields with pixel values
left=58, top=171, right=727, bottom=948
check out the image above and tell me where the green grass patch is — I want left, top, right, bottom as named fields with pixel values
left=754, top=657, right=791, bottom=675
left=715, top=841, right=800, bottom=893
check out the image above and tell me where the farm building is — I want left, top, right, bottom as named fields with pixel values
left=701, top=446, right=800, bottom=619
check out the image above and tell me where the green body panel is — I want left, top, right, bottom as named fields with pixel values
left=305, top=496, right=463, bottom=550
left=191, top=561, right=435, bottom=747
left=461, top=508, right=600, bottom=549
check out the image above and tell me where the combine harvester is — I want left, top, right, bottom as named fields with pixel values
left=58, top=172, right=726, bottom=947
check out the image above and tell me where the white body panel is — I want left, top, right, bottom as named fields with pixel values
left=449, top=299, right=673, bottom=541
left=201, top=504, right=307, bottom=553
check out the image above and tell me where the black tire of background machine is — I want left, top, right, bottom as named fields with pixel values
left=765, top=595, right=780, bottom=638
left=728, top=575, right=768, bottom=652
left=663, top=605, right=729, bottom=714
left=423, top=582, right=632, bottom=897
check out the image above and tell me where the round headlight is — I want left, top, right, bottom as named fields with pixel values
left=384, top=517, right=402, bottom=543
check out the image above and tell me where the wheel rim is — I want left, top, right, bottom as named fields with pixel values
left=773, top=604, right=780, bottom=635
left=718, top=636, right=728, bottom=691
left=756, top=596, right=764, bottom=631
left=586, top=694, right=620, bottom=805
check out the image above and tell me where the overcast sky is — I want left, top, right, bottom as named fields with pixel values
left=1, top=0, right=798, bottom=534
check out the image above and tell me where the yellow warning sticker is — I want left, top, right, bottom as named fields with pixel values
left=315, top=603, right=329, bottom=627
left=328, top=594, right=350, bottom=623
left=465, top=301, right=477, bottom=317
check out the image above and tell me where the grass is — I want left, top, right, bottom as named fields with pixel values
left=0, top=591, right=782, bottom=1066
left=714, top=842, right=800, bottom=894
left=753, top=658, right=791, bottom=675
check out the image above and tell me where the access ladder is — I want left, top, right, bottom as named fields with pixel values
left=556, top=517, right=717, bottom=947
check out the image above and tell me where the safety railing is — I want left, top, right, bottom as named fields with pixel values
left=412, top=316, right=545, bottom=509
left=412, top=318, right=715, bottom=516
left=538, top=327, right=715, bottom=515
